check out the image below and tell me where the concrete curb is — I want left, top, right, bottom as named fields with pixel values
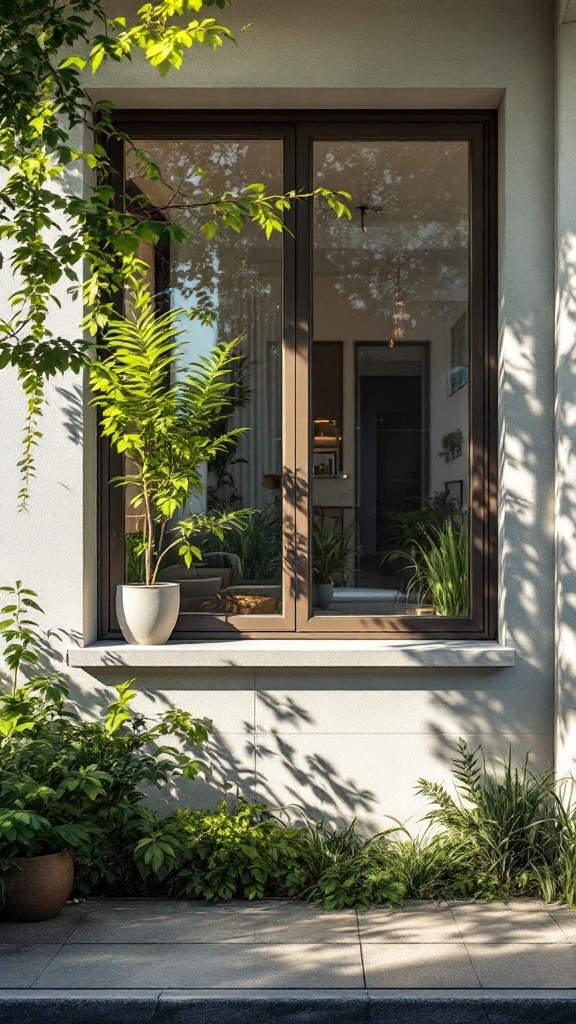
left=2, top=990, right=576, bottom=1024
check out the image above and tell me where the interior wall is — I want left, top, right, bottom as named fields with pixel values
left=0, top=0, right=556, bottom=826
left=313, top=286, right=469, bottom=517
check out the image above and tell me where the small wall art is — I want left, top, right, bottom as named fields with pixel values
left=313, top=448, right=339, bottom=476
left=449, top=310, right=469, bottom=395
left=444, top=479, right=464, bottom=505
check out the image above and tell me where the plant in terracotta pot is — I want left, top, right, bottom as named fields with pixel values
left=90, top=294, right=253, bottom=644
left=0, top=583, right=213, bottom=917
left=0, top=582, right=110, bottom=918
left=312, top=522, right=357, bottom=610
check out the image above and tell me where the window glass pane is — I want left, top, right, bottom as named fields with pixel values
left=124, top=139, right=284, bottom=617
left=312, top=140, right=470, bottom=618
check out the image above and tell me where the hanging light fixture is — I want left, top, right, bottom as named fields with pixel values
left=388, top=262, right=408, bottom=348
left=356, top=203, right=383, bottom=232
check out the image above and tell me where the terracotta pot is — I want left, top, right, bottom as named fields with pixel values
left=116, top=582, right=180, bottom=645
left=2, top=849, right=74, bottom=922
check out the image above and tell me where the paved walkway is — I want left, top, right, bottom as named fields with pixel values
left=2, top=898, right=576, bottom=1021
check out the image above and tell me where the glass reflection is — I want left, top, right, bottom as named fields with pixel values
left=124, top=139, right=284, bottom=616
left=312, top=140, right=470, bottom=617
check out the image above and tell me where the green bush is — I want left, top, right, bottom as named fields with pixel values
left=0, top=676, right=212, bottom=897
left=0, top=583, right=212, bottom=898
left=133, top=807, right=405, bottom=910
left=291, top=818, right=405, bottom=910
left=134, top=802, right=309, bottom=901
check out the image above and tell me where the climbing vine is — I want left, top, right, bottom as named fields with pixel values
left=0, top=1, right=350, bottom=507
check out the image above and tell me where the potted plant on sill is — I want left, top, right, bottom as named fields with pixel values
left=312, top=522, right=357, bottom=610
left=90, top=294, right=253, bottom=644
left=0, top=582, right=213, bottom=919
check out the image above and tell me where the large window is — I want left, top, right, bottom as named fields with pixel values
left=99, top=113, right=497, bottom=639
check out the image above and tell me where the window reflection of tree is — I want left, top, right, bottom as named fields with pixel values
left=126, top=140, right=284, bottom=589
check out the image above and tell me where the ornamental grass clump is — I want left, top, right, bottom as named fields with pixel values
left=291, top=816, right=405, bottom=910
left=383, top=830, right=472, bottom=901
left=417, top=740, right=559, bottom=899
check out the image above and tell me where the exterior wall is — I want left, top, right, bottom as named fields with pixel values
left=0, top=0, right=557, bottom=827
left=555, top=6, right=576, bottom=785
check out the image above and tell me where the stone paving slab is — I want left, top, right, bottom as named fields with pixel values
left=465, top=943, right=576, bottom=988
left=450, top=901, right=569, bottom=943
left=362, top=942, right=481, bottom=988
left=0, top=944, right=62, bottom=988
left=358, top=902, right=462, bottom=943
left=0, top=903, right=90, bottom=945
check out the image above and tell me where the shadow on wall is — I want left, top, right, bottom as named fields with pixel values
left=556, top=229, right=576, bottom=766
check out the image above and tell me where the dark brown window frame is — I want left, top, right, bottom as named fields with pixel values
left=98, top=110, right=497, bottom=641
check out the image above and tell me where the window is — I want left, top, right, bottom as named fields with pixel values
left=99, top=112, right=497, bottom=640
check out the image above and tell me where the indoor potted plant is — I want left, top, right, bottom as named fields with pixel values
left=90, top=293, right=253, bottom=644
left=312, top=522, right=357, bottom=609
left=405, top=519, right=468, bottom=616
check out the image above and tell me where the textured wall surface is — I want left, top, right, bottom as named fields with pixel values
left=555, top=15, right=576, bottom=783
left=0, top=0, right=557, bottom=826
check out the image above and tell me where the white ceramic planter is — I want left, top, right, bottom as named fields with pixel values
left=116, top=582, right=180, bottom=645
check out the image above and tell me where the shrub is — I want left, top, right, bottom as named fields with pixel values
left=134, top=807, right=405, bottom=910
left=134, top=802, right=309, bottom=901
left=0, top=675, right=212, bottom=897
left=291, top=817, right=405, bottom=910
left=0, top=583, right=212, bottom=897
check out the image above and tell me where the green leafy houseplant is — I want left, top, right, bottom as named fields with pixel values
left=208, top=505, right=282, bottom=581
left=90, top=297, right=255, bottom=588
left=385, top=491, right=464, bottom=557
left=312, top=522, right=357, bottom=586
left=438, top=429, right=464, bottom=463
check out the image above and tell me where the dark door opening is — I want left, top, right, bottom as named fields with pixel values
left=356, top=343, right=429, bottom=588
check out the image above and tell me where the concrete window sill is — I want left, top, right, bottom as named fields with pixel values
left=66, top=640, right=516, bottom=670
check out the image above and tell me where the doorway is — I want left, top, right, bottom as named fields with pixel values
left=356, top=342, right=430, bottom=588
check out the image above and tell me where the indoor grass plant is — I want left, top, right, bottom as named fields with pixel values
left=90, top=292, right=254, bottom=644
left=406, top=519, right=468, bottom=616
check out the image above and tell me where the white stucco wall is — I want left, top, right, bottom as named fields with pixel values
left=555, top=6, right=576, bottom=786
left=0, top=0, right=558, bottom=828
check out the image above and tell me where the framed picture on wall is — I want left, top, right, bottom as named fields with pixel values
left=313, top=448, right=339, bottom=476
left=445, top=479, right=464, bottom=505
left=449, top=311, right=469, bottom=395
